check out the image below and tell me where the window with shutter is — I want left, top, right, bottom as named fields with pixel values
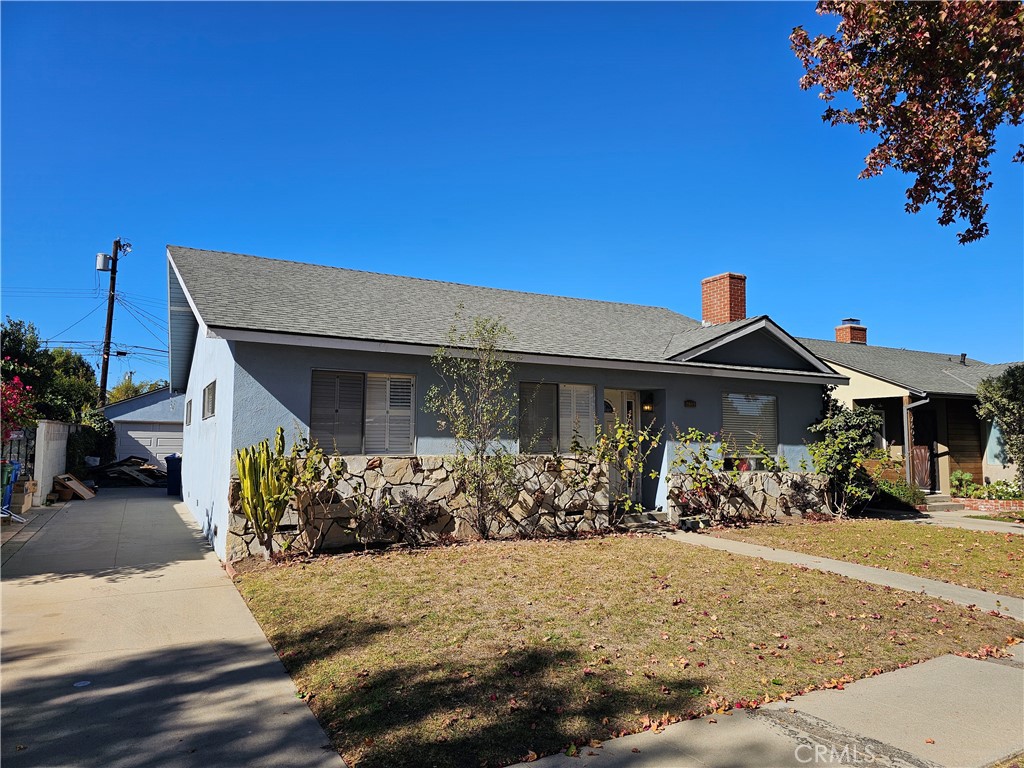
left=310, top=371, right=364, bottom=453
left=519, top=382, right=557, bottom=452
left=558, top=383, right=596, bottom=452
left=365, top=374, right=415, bottom=454
left=721, top=393, right=778, bottom=458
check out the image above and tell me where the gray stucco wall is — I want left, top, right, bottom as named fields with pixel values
left=227, top=340, right=825, bottom=514
left=104, top=388, right=185, bottom=423
left=689, top=330, right=818, bottom=371
left=180, top=330, right=236, bottom=558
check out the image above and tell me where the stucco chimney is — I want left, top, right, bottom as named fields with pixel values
left=701, top=273, right=746, bottom=325
left=835, top=318, right=867, bottom=344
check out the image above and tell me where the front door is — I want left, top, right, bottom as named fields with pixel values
left=912, top=409, right=938, bottom=492
left=603, top=389, right=641, bottom=506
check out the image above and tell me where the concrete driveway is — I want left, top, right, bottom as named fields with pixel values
left=1, top=488, right=344, bottom=768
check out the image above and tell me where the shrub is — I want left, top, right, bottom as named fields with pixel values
left=807, top=398, right=883, bottom=518
left=66, top=409, right=116, bottom=478
left=950, top=470, right=978, bottom=498
left=235, top=428, right=293, bottom=559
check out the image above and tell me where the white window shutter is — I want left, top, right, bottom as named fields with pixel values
left=386, top=376, right=414, bottom=454
left=365, top=374, right=415, bottom=454
left=558, top=384, right=595, bottom=452
left=364, top=376, right=389, bottom=453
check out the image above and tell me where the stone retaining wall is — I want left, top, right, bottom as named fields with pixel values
left=226, top=454, right=609, bottom=561
left=667, top=471, right=828, bottom=521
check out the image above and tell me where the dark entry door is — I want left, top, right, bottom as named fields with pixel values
left=912, top=410, right=938, bottom=492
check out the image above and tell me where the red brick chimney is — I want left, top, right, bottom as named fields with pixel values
left=701, top=272, right=746, bottom=325
left=835, top=318, right=867, bottom=344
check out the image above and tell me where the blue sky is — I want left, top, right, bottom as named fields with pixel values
left=3, top=2, right=1022, bottom=385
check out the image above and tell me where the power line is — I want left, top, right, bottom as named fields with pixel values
left=118, top=296, right=168, bottom=331
left=43, top=299, right=110, bottom=342
left=115, top=296, right=167, bottom=345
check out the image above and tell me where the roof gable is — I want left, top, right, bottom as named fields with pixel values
left=670, top=317, right=835, bottom=374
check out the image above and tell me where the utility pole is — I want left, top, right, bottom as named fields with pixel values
left=97, top=236, right=130, bottom=406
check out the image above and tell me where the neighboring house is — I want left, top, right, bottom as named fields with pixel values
left=102, top=386, right=185, bottom=469
left=801, top=320, right=1019, bottom=495
left=167, top=246, right=845, bottom=558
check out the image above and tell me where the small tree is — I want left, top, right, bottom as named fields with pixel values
left=976, top=363, right=1024, bottom=486
left=669, top=427, right=746, bottom=524
left=807, top=399, right=883, bottom=518
left=107, top=372, right=168, bottom=404
left=286, top=433, right=348, bottom=553
left=586, top=416, right=662, bottom=525
left=426, top=312, right=519, bottom=539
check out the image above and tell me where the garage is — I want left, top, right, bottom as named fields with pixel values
left=115, top=421, right=183, bottom=469
left=103, top=387, right=185, bottom=470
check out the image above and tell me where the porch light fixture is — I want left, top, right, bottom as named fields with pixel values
left=641, top=394, right=654, bottom=413
left=684, top=399, right=697, bottom=408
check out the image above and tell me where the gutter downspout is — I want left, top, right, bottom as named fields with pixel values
left=903, top=396, right=931, bottom=488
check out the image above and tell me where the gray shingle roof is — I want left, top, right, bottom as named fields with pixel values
left=169, top=246, right=706, bottom=364
left=663, top=317, right=760, bottom=359
left=798, top=338, right=1019, bottom=396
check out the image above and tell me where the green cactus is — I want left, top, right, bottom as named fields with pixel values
left=235, top=427, right=293, bottom=558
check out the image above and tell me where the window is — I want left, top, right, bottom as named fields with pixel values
left=185, top=399, right=192, bottom=426
left=721, top=393, right=777, bottom=465
left=559, top=384, right=596, bottom=451
left=202, top=381, right=216, bottom=419
left=310, top=370, right=414, bottom=454
left=520, top=383, right=558, bottom=452
left=365, top=374, right=414, bottom=454
left=518, top=382, right=596, bottom=453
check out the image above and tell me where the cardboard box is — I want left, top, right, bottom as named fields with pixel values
left=9, top=493, right=31, bottom=513
left=13, top=479, right=38, bottom=494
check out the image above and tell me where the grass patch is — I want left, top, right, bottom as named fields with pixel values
left=235, top=535, right=1020, bottom=767
left=966, top=512, right=1024, bottom=524
left=717, top=520, right=1024, bottom=598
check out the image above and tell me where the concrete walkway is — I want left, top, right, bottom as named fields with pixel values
left=900, top=508, right=1024, bottom=535
left=668, top=531, right=1024, bottom=622
left=1, top=488, right=344, bottom=768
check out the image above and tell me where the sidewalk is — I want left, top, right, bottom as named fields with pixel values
left=518, top=644, right=1023, bottom=768
left=0, top=488, right=344, bottom=768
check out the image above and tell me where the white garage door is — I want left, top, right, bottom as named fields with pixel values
left=115, top=422, right=183, bottom=469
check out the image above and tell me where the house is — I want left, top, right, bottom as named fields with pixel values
left=167, top=246, right=845, bottom=558
left=800, top=320, right=1019, bottom=495
left=101, top=386, right=185, bottom=469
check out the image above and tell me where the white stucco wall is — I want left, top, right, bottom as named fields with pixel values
left=180, top=330, right=236, bottom=558
left=34, top=420, right=70, bottom=505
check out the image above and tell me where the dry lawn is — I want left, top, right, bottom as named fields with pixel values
left=235, top=535, right=1021, bottom=768
left=717, top=520, right=1024, bottom=598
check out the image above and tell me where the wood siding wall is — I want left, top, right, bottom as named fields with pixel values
left=946, top=399, right=983, bottom=480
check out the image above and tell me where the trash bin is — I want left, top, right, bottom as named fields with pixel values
left=165, top=454, right=182, bottom=497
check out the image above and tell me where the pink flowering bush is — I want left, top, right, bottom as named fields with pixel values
left=2, top=355, right=38, bottom=440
